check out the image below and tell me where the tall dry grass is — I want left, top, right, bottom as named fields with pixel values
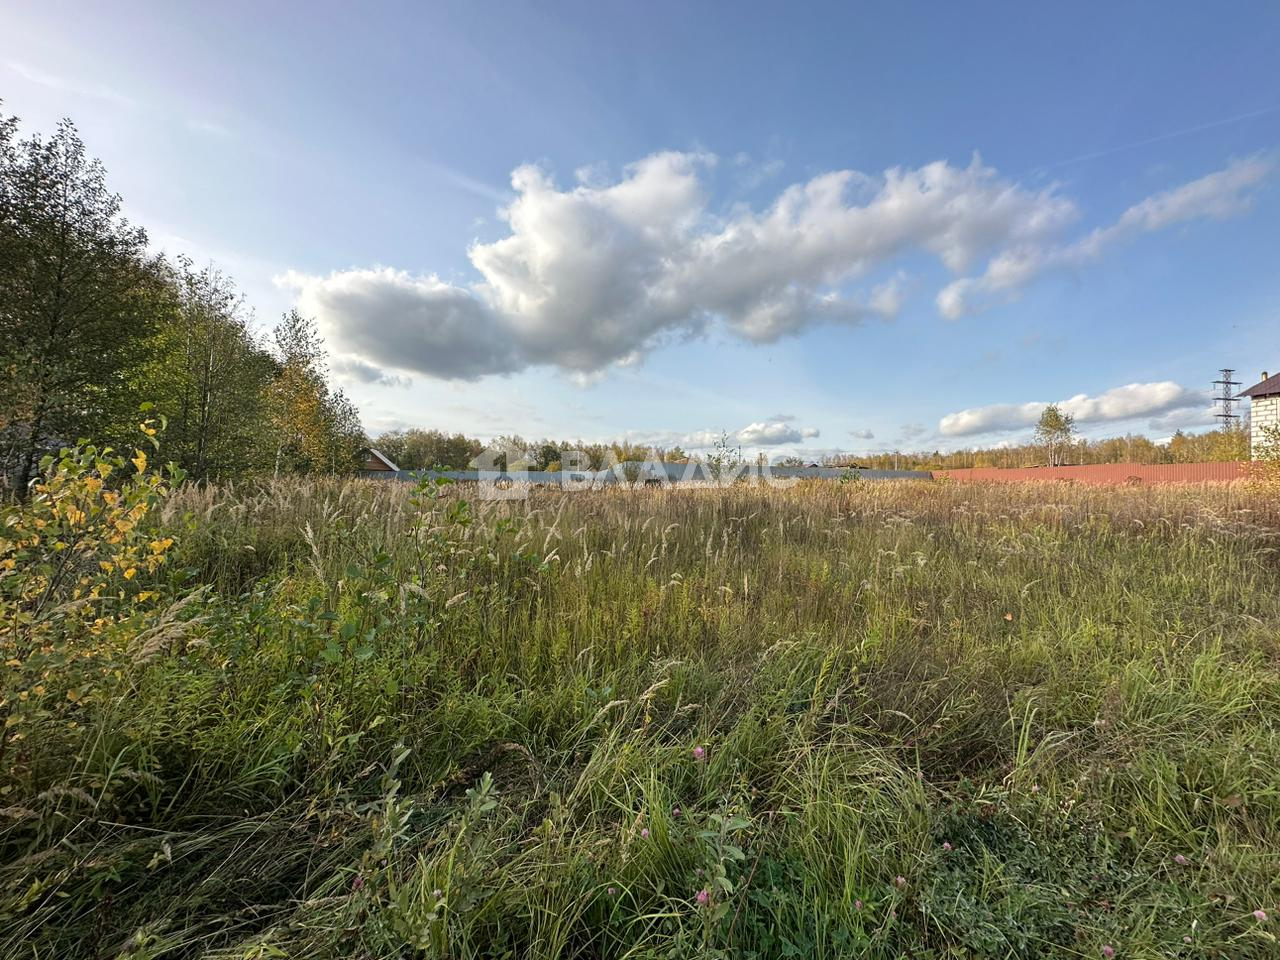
left=2, top=475, right=1278, bottom=958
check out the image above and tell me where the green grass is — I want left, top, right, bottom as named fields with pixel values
left=3, top=477, right=1279, bottom=958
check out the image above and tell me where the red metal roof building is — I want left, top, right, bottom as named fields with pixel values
left=934, top=462, right=1245, bottom=485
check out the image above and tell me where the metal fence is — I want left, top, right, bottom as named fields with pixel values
left=362, top=464, right=933, bottom=484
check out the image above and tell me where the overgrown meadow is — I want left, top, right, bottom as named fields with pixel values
left=3, top=446, right=1279, bottom=959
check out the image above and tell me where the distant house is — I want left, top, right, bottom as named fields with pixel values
left=361, top=448, right=400, bottom=473
left=1239, top=370, right=1280, bottom=459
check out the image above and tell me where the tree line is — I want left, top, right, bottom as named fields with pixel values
left=375, top=408, right=1249, bottom=476
left=0, top=109, right=366, bottom=495
left=370, top=429, right=690, bottom=472
left=829, top=410, right=1248, bottom=471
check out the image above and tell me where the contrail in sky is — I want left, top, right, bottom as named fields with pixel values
left=1034, top=104, right=1279, bottom=173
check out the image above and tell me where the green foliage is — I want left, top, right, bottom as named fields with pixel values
left=0, top=424, right=182, bottom=787
left=1034, top=403, right=1078, bottom=467
left=267, top=311, right=367, bottom=475
left=0, top=109, right=370, bottom=491
left=1170, top=423, right=1249, bottom=462
left=136, top=259, right=279, bottom=479
left=1249, top=423, right=1280, bottom=491
left=0, top=112, right=163, bottom=493
left=373, top=428, right=484, bottom=471
left=706, top=430, right=745, bottom=482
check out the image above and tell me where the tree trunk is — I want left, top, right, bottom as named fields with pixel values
left=13, top=397, right=47, bottom=499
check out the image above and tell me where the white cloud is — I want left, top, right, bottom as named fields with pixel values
left=331, top=355, right=409, bottom=388
left=279, top=150, right=1270, bottom=382
left=276, top=268, right=522, bottom=380
left=731, top=155, right=787, bottom=192
left=937, top=156, right=1273, bottom=318
left=1146, top=405, right=1218, bottom=433
left=848, top=428, right=875, bottom=440
left=938, top=381, right=1208, bottom=437
left=621, top=415, right=821, bottom=452
left=1112, top=158, right=1270, bottom=232
left=737, top=420, right=820, bottom=446
left=279, top=151, right=1077, bottom=381
left=186, top=118, right=234, bottom=138
left=7, top=60, right=135, bottom=107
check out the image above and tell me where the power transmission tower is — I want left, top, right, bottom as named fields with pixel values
left=1213, top=368, right=1241, bottom=425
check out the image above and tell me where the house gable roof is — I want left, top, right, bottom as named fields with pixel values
left=366, top=448, right=400, bottom=471
left=1239, top=372, right=1280, bottom=399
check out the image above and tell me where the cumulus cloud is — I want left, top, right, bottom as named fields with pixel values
left=737, top=420, right=821, bottom=446
left=627, top=416, right=821, bottom=451
left=848, top=428, right=875, bottom=440
left=937, top=156, right=1273, bottom=318
left=938, top=381, right=1208, bottom=437
left=278, top=152, right=1079, bottom=381
left=279, top=150, right=1270, bottom=381
left=331, top=355, right=409, bottom=388
left=276, top=268, right=521, bottom=380
left=1147, top=405, right=1218, bottom=433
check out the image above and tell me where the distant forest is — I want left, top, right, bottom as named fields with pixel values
left=371, top=423, right=1249, bottom=473
left=834, top=425, right=1248, bottom=471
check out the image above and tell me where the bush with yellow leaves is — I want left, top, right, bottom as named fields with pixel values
left=1248, top=424, right=1280, bottom=496
left=0, top=420, right=183, bottom=768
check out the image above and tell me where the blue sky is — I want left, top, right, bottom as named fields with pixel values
left=4, top=1, right=1279, bottom=455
